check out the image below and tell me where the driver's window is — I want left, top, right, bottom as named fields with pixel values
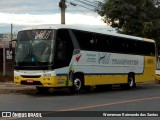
left=57, top=41, right=66, bottom=60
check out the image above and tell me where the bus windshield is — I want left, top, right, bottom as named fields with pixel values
left=15, top=29, right=55, bottom=70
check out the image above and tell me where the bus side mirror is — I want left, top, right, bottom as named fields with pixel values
left=9, top=41, right=12, bottom=52
left=9, top=39, right=17, bottom=54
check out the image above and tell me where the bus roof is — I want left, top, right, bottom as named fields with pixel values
left=21, top=24, right=154, bottom=42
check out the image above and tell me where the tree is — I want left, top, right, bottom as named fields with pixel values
left=98, top=0, right=160, bottom=45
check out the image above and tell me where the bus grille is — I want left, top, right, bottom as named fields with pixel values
left=21, top=81, right=43, bottom=85
left=21, top=75, right=41, bottom=78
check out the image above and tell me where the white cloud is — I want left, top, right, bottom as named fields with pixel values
left=0, top=13, right=105, bottom=25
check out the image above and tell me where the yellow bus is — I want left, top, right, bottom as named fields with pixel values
left=10, top=24, right=156, bottom=93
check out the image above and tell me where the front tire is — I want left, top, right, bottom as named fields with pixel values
left=73, top=78, right=82, bottom=91
left=70, top=75, right=84, bottom=93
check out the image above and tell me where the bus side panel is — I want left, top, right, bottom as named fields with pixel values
left=84, top=56, right=156, bottom=86
left=73, top=51, right=144, bottom=86
left=135, top=56, right=156, bottom=83
left=84, top=74, right=128, bottom=86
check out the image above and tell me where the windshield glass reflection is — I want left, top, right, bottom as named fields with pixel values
left=15, top=30, right=55, bottom=70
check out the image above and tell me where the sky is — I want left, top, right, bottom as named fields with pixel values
left=0, top=0, right=107, bottom=33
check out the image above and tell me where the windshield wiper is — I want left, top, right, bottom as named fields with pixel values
left=40, top=43, right=47, bottom=55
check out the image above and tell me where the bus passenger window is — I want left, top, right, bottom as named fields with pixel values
left=73, top=30, right=96, bottom=51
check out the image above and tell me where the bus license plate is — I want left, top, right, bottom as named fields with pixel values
left=27, top=80, right=33, bottom=83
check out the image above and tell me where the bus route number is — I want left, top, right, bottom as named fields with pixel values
left=35, top=30, right=51, bottom=40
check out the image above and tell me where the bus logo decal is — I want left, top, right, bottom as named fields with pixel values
left=98, top=53, right=111, bottom=64
left=76, top=54, right=82, bottom=62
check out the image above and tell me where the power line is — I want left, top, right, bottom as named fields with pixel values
left=59, top=0, right=103, bottom=24
left=75, top=0, right=98, bottom=8
left=69, top=2, right=96, bottom=11
left=75, top=0, right=101, bottom=11
left=68, top=0, right=100, bottom=12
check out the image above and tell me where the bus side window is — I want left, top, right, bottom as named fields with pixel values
left=57, top=41, right=67, bottom=60
left=55, top=29, right=74, bottom=68
left=73, top=30, right=96, bottom=51
left=96, top=34, right=112, bottom=52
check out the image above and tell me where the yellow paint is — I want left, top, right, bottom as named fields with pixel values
left=14, top=75, right=72, bottom=87
left=84, top=75, right=128, bottom=85
left=137, top=56, right=156, bottom=82
left=156, top=75, right=160, bottom=81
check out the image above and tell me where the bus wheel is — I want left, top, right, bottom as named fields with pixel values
left=70, top=75, right=84, bottom=93
left=121, top=74, right=136, bottom=89
left=128, top=76, right=135, bottom=89
left=36, top=87, right=49, bottom=93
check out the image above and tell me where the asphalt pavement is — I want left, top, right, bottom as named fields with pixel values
left=0, top=81, right=160, bottom=94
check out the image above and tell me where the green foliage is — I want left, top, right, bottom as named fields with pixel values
left=98, top=0, right=160, bottom=44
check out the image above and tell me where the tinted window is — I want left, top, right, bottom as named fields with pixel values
left=136, top=41, right=155, bottom=56
left=96, top=34, right=112, bottom=52
left=73, top=30, right=96, bottom=51
left=54, top=29, right=74, bottom=68
left=72, top=29, right=155, bottom=56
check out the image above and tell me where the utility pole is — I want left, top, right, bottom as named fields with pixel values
left=11, top=23, right=13, bottom=40
left=59, top=0, right=67, bottom=24
left=3, top=41, right=6, bottom=76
